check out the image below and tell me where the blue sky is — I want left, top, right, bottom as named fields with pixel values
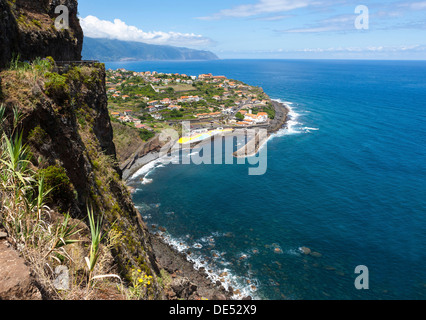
left=78, top=0, right=426, bottom=59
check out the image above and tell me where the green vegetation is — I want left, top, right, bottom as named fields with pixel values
left=0, top=104, right=136, bottom=299
left=0, top=58, right=165, bottom=299
left=139, top=128, right=155, bottom=141
left=44, top=72, right=69, bottom=99
left=32, top=19, right=42, bottom=28
left=0, top=106, right=83, bottom=290
left=27, top=126, right=47, bottom=145
left=127, top=268, right=154, bottom=299
left=8, top=54, right=54, bottom=76
left=235, top=112, right=244, bottom=121
left=85, top=206, right=104, bottom=276
left=37, top=165, right=74, bottom=213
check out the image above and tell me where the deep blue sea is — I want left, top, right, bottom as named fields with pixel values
left=106, top=60, right=426, bottom=300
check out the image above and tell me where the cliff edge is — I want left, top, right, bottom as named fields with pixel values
left=0, top=0, right=230, bottom=301
left=0, top=0, right=83, bottom=69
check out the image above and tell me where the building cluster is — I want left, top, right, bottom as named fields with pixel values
left=106, top=68, right=273, bottom=129
left=110, top=110, right=154, bottom=130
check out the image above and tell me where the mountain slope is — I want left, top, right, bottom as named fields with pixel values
left=82, top=37, right=219, bottom=61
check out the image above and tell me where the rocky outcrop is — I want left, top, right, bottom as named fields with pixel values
left=0, top=0, right=83, bottom=69
left=0, top=239, right=42, bottom=300
left=268, top=100, right=289, bottom=134
left=121, top=134, right=173, bottom=181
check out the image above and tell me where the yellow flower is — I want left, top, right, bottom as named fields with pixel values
left=138, top=269, right=142, bottom=273
left=138, top=278, right=143, bottom=283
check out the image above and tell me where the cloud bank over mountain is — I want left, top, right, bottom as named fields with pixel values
left=80, top=15, right=214, bottom=48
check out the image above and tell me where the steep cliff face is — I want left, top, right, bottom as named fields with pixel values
left=0, top=61, right=165, bottom=299
left=0, top=0, right=83, bottom=68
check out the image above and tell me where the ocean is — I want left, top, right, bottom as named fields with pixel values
left=106, top=59, right=426, bottom=300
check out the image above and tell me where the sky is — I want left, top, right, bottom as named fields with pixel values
left=78, top=0, right=426, bottom=59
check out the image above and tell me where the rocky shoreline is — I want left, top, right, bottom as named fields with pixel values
left=124, top=100, right=290, bottom=300
left=150, top=234, right=237, bottom=300
left=269, top=100, right=291, bottom=134
left=233, top=100, right=290, bottom=158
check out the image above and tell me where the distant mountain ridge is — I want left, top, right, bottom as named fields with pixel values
left=82, top=37, right=219, bottom=62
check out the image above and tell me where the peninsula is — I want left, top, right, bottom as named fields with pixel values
left=106, top=68, right=290, bottom=178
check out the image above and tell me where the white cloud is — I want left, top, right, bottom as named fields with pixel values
left=255, top=14, right=293, bottom=21
left=80, top=15, right=213, bottom=47
left=404, top=1, right=426, bottom=10
left=197, top=0, right=312, bottom=20
left=278, top=13, right=355, bottom=33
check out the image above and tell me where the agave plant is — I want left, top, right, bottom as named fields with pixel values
left=84, top=206, right=122, bottom=289
left=44, top=212, right=82, bottom=262
left=85, top=206, right=105, bottom=274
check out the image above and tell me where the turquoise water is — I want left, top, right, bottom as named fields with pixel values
left=107, top=60, right=426, bottom=300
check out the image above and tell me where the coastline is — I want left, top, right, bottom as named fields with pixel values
left=233, top=100, right=290, bottom=158
left=124, top=99, right=291, bottom=300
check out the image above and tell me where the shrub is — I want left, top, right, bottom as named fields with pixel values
left=32, top=57, right=54, bottom=75
left=44, top=72, right=69, bottom=102
left=27, top=126, right=48, bottom=146
left=8, top=53, right=31, bottom=72
left=38, top=165, right=74, bottom=212
left=235, top=112, right=244, bottom=121
left=138, top=129, right=155, bottom=142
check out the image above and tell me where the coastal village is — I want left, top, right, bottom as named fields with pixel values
left=105, top=68, right=277, bottom=141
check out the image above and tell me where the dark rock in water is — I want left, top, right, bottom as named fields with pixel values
left=310, top=251, right=322, bottom=258
left=300, top=247, right=311, bottom=255
left=150, top=236, right=232, bottom=300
